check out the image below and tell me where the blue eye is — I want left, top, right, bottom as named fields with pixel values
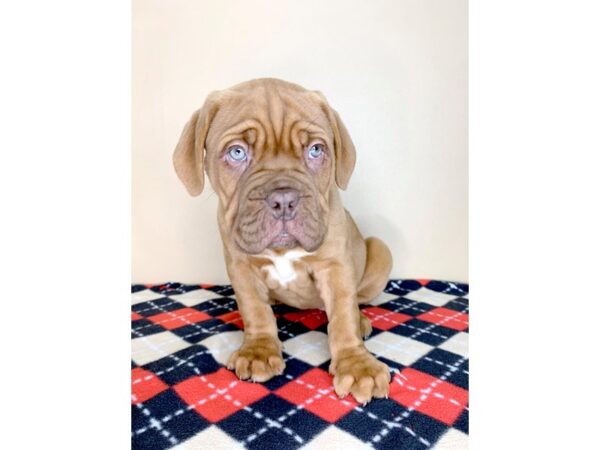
left=308, top=144, right=324, bottom=159
left=228, top=145, right=247, bottom=161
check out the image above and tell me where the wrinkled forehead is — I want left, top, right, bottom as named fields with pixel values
left=206, top=87, right=332, bottom=152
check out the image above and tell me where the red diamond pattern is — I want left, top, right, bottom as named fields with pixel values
left=218, top=311, right=244, bottom=329
left=417, top=307, right=469, bottom=331
left=283, top=309, right=328, bottom=330
left=389, top=368, right=468, bottom=425
left=131, top=367, right=168, bottom=404
left=275, top=368, right=358, bottom=423
left=147, top=308, right=212, bottom=330
left=361, top=306, right=412, bottom=330
left=174, top=368, right=269, bottom=423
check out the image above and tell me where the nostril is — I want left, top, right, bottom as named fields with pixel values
left=266, top=187, right=300, bottom=217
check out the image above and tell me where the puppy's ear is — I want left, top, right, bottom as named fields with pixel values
left=314, top=92, right=356, bottom=190
left=328, top=107, right=356, bottom=190
left=173, top=94, right=219, bottom=196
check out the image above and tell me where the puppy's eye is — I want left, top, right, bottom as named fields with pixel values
left=228, top=145, right=247, bottom=161
left=308, top=143, right=324, bottom=159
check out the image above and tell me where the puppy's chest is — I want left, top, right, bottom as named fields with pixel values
left=255, top=250, right=322, bottom=308
left=259, top=250, right=311, bottom=288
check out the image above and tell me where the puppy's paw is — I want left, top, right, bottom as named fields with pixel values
left=226, top=335, right=285, bottom=382
left=329, top=347, right=390, bottom=404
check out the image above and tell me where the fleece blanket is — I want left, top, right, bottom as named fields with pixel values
left=131, top=280, right=469, bottom=449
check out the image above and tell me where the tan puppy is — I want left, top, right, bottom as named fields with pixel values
left=173, top=78, right=393, bottom=403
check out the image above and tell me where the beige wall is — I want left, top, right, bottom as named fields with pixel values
left=132, top=0, right=468, bottom=284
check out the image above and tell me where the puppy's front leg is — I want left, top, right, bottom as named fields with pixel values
left=316, top=264, right=390, bottom=403
left=226, top=263, right=285, bottom=382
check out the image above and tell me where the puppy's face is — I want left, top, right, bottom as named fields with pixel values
left=207, top=85, right=334, bottom=255
left=173, top=79, right=356, bottom=255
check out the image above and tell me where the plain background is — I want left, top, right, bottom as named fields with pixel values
left=3, top=1, right=600, bottom=449
left=132, top=0, right=468, bottom=284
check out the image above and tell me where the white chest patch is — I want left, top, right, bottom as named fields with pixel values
left=262, top=250, right=310, bottom=288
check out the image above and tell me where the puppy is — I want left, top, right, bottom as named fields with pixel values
left=173, top=78, right=393, bottom=403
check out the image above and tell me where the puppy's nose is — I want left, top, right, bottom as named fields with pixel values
left=266, top=188, right=300, bottom=220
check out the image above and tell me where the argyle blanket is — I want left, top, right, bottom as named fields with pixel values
left=131, top=280, right=469, bottom=450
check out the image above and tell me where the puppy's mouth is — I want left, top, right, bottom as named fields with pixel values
left=268, top=224, right=299, bottom=250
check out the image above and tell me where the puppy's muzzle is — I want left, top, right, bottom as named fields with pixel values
left=233, top=174, right=326, bottom=254
left=266, top=188, right=300, bottom=220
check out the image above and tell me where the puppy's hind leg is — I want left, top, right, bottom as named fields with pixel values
left=357, top=237, right=393, bottom=304
left=359, top=311, right=372, bottom=338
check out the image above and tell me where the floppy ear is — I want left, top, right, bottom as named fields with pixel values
left=173, top=95, right=219, bottom=196
left=314, top=92, right=356, bottom=190
left=328, top=107, right=357, bottom=190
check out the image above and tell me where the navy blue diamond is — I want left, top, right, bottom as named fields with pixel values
left=142, top=345, right=220, bottom=386
left=263, top=357, right=314, bottom=390
left=218, top=395, right=327, bottom=450
left=426, top=281, right=468, bottom=296
left=387, top=297, right=436, bottom=316
left=411, top=348, right=468, bottom=390
left=132, top=389, right=209, bottom=449
left=131, top=319, right=165, bottom=338
left=441, top=299, right=469, bottom=313
left=171, top=318, right=238, bottom=344
left=444, top=297, right=469, bottom=311
left=132, top=298, right=185, bottom=317
left=132, top=284, right=147, bottom=293
left=172, top=284, right=209, bottom=294
left=203, top=285, right=236, bottom=296
left=277, top=319, right=311, bottom=342
left=390, top=319, right=458, bottom=346
left=385, top=279, right=422, bottom=296
left=192, top=295, right=237, bottom=314
left=150, top=282, right=188, bottom=296
left=272, top=303, right=303, bottom=315
left=454, top=409, right=469, bottom=434
left=338, top=401, right=447, bottom=450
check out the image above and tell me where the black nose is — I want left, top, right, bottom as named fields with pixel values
left=266, top=188, right=300, bottom=220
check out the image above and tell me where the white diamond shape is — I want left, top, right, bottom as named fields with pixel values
left=431, top=428, right=468, bottom=449
left=365, top=332, right=433, bottom=365
left=403, top=287, right=458, bottom=306
left=367, top=292, right=398, bottom=306
left=131, top=289, right=164, bottom=305
left=172, top=425, right=245, bottom=450
left=169, top=288, right=224, bottom=307
left=283, top=331, right=330, bottom=366
left=439, top=332, right=469, bottom=358
left=197, top=330, right=244, bottom=366
left=131, top=330, right=192, bottom=365
left=301, top=425, right=370, bottom=449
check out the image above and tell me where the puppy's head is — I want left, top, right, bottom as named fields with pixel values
left=173, top=78, right=356, bottom=254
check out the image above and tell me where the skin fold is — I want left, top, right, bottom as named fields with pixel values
left=173, top=78, right=393, bottom=403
